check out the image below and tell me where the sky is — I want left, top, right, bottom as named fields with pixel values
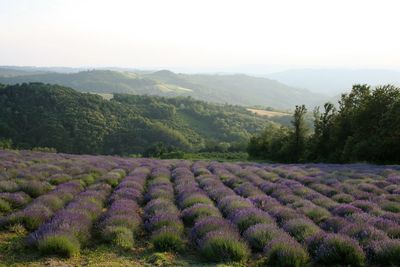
left=1, top=0, right=400, bottom=72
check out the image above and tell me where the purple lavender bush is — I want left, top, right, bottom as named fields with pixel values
left=28, top=182, right=111, bottom=257
left=243, top=223, right=281, bottom=251
left=306, top=233, right=365, bottom=266
left=263, top=235, right=310, bottom=267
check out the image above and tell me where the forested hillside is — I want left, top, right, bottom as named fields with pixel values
left=0, top=83, right=271, bottom=155
left=0, top=69, right=326, bottom=109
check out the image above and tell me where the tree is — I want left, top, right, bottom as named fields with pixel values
left=310, top=103, right=336, bottom=161
left=289, top=105, right=308, bottom=162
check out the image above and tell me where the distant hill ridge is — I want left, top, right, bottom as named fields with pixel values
left=0, top=67, right=326, bottom=109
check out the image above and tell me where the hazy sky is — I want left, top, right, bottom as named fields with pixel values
left=1, top=0, right=400, bottom=71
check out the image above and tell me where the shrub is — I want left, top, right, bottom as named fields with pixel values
left=190, top=217, right=236, bottom=242
left=340, top=224, right=387, bottom=245
left=37, top=234, right=80, bottom=258
left=109, top=188, right=143, bottom=204
left=181, top=204, right=221, bottom=226
left=263, top=236, right=309, bottom=267
left=101, top=214, right=141, bottom=231
left=218, top=196, right=253, bottom=216
left=144, top=199, right=179, bottom=219
left=229, top=208, right=275, bottom=233
left=0, top=180, right=19, bottom=192
left=0, top=199, right=11, bottom=213
left=304, top=207, right=330, bottom=223
left=243, top=223, right=280, bottom=251
left=320, top=216, right=348, bottom=233
left=369, top=239, right=400, bottom=266
left=19, top=181, right=53, bottom=198
left=332, top=193, right=354, bottom=203
left=283, top=218, right=321, bottom=242
left=381, top=201, right=400, bottom=213
left=151, top=226, right=185, bottom=252
left=307, top=233, right=365, bottom=267
left=351, top=200, right=378, bottom=213
left=180, top=194, right=213, bottom=209
left=102, top=226, right=134, bottom=250
left=49, top=174, right=72, bottom=185
left=199, top=230, right=250, bottom=262
left=312, top=197, right=337, bottom=209
left=145, top=213, right=184, bottom=233
left=28, top=183, right=111, bottom=255
left=331, top=204, right=362, bottom=217
left=145, top=187, right=174, bottom=202
left=0, top=192, right=31, bottom=208
left=269, top=206, right=299, bottom=225
left=13, top=205, right=53, bottom=230
left=78, top=173, right=96, bottom=186
left=35, top=195, right=64, bottom=212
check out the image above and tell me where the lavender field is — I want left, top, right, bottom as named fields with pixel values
left=0, top=150, right=400, bottom=266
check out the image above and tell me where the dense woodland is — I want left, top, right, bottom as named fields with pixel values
left=0, top=83, right=270, bottom=156
left=248, top=84, right=400, bottom=164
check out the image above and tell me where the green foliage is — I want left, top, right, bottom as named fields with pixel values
left=37, top=235, right=80, bottom=258
left=381, top=202, right=400, bottom=213
left=102, top=226, right=134, bottom=250
left=0, top=83, right=270, bottom=156
left=371, top=240, right=400, bottom=266
left=150, top=230, right=185, bottom=252
left=308, top=234, right=366, bottom=267
left=304, top=207, right=330, bottom=223
left=181, top=152, right=248, bottom=161
left=0, top=199, right=11, bottom=213
left=289, top=105, right=308, bottom=162
left=0, top=138, right=13, bottom=149
left=180, top=195, right=213, bottom=209
left=264, top=241, right=309, bottom=267
left=247, top=123, right=292, bottom=162
left=199, top=235, right=250, bottom=262
left=249, top=84, right=400, bottom=164
left=19, top=181, right=52, bottom=198
left=32, top=147, right=57, bottom=153
left=49, top=175, right=71, bottom=185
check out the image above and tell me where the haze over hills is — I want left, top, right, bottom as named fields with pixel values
left=4, top=66, right=400, bottom=109
left=267, top=69, right=400, bottom=96
left=0, top=66, right=326, bottom=110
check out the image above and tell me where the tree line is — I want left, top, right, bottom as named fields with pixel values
left=248, top=84, right=400, bottom=164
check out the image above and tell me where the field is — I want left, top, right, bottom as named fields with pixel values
left=247, top=108, right=290, bottom=117
left=0, top=150, right=400, bottom=266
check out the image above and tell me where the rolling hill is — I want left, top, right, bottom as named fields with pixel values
left=0, top=68, right=326, bottom=109
left=0, top=82, right=273, bottom=155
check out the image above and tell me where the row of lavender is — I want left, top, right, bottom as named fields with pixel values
left=143, top=165, right=186, bottom=251
left=173, top=163, right=250, bottom=261
left=97, top=167, right=148, bottom=249
left=218, top=162, right=400, bottom=266
left=194, top=163, right=311, bottom=265
left=1, top=150, right=400, bottom=266
left=0, top=151, right=144, bottom=257
left=0, top=150, right=130, bottom=215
